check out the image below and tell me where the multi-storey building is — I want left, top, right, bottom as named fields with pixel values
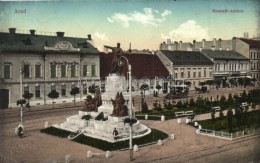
left=160, top=37, right=260, bottom=85
left=201, top=49, right=250, bottom=87
left=0, top=28, right=100, bottom=108
left=157, top=50, right=214, bottom=90
left=234, top=38, right=260, bottom=81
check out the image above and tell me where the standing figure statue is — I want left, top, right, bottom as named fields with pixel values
left=104, top=43, right=124, bottom=74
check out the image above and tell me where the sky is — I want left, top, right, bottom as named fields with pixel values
left=0, top=0, right=259, bottom=51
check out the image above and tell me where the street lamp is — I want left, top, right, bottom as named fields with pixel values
left=118, top=56, right=134, bottom=161
left=19, top=67, right=24, bottom=124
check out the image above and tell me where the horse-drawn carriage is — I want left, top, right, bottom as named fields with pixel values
left=165, top=85, right=189, bottom=99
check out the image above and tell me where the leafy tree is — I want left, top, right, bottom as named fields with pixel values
left=156, top=85, right=162, bottom=94
left=229, top=79, right=236, bottom=87
left=23, top=92, right=33, bottom=110
left=141, top=98, right=149, bottom=113
left=70, top=87, right=80, bottom=106
left=48, top=90, right=59, bottom=108
left=227, top=108, right=233, bottom=133
left=189, top=98, right=196, bottom=107
left=140, top=84, right=149, bottom=97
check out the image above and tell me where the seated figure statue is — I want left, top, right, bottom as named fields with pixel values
left=83, top=91, right=102, bottom=112
left=111, top=92, right=128, bottom=117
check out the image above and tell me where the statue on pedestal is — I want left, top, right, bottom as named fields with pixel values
left=111, top=92, right=128, bottom=117
left=104, top=43, right=124, bottom=74
left=83, top=91, right=102, bottom=112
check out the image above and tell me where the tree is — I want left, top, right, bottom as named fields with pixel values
left=141, top=99, right=149, bottom=113
left=23, top=92, right=33, bottom=110
left=227, top=93, right=235, bottom=107
left=219, top=109, right=224, bottom=129
left=227, top=108, right=233, bottom=133
left=48, top=90, right=59, bottom=108
left=156, top=84, right=162, bottom=94
left=70, top=87, right=80, bottom=106
left=219, top=95, right=227, bottom=108
left=211, top=109, right=215, bottom=128
left=235, top=107, right=243, bottom=130
left=140, top=84, right=149, bottom=97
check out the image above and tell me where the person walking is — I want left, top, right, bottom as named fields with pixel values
left=113, top=128, right=118, bottom=141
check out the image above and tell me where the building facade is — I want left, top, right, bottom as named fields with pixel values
left=0, top=28, right=100, bottom=108
left=201, top=49, right=250, bottom=87
left=157, top=50, right=214, bottom=90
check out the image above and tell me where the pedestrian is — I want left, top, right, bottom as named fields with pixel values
left=113, top=128, right=118, bottom=141
left=26, top=102, right=30, bottom=111
left=17, top=124, right=24, bottom=138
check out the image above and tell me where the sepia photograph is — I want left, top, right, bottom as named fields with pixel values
left=0, top=0, right=260, bottom=162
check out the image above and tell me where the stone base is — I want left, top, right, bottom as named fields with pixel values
left=53, top=110, right=151, bottom=142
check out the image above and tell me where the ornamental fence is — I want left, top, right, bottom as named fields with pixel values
left=198, top=127, right=260, bottom=140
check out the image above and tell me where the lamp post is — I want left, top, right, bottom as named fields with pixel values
left=19, top=67, right=24, bottom=124
left=118, top=56, right=134, bottom=161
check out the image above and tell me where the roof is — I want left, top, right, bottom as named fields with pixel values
left=100, top=52, right=169, bottom=79
left=239, top=38, right=260, bottom=49
left=159, top=50, right=214, bottom=65
left=0, top=32, right=99, bottom=54
left=201, top=49, right=249, bottom=60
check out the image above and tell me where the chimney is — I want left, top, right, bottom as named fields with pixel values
left=87, top=34, right=92, bottom=40
left=232, top=37, right=236, bottom=50
left=218, top=38, right=222, bottom=49
left=202, top=39, right=206, bottom=48
left=56, top=32, right=64, bottom=37
left=117, top=43, right=120, bottom=48
left=213, top=38, right=216, bottom=47
left=9, top=28, right=16, bottom=34
left=179, top=41, right=182, bottom=51
left=243, top=32, right=249, bottom=39
left=30, top=29, right=36, bottom=35
left=193, top=40, right=196, bottom=51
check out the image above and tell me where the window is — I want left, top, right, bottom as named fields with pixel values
left=203, top=68, right=206, bottom=77
left=35, top=85, right=40, bottom=98
left=198, top=68, right=201, bottom=77
left=35, top=65, right=41, bottom=78
left=71, top=65, right=76, bottom=77
left=193, top=68, right=196, bottom=78
left=250, top=52, right=253, bottom=59
left=209, top=68, right=212, bottom=77
left=24, top=85, right=29, bottom=95
left=3, top=64, right=11, bottom=79
left=187, top=68, right=191, bottom=78
left=50, top=64, right=56, bottom=78
left=61, top=85, right=66, bottom=96
left=83, top=84, right=87, bottom=94
left=51, top=84, right=56, bottom=91
left=61, top=64, right=67, bottom=77
left=24, top=64, right=30, bottom=78
left=91, top=65, right=96, bottom=77
left=83, top=65, right=88, bottom=76
left=174, top=68, right=178, bottom=78
left=181, top=68, right=184, bottom=78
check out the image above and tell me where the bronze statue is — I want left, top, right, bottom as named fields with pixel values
left=83, top=91, right=102, bottom=112
left=111, top=92, right=128, bottom=117
left=104, top=43, right=124, bottom=74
